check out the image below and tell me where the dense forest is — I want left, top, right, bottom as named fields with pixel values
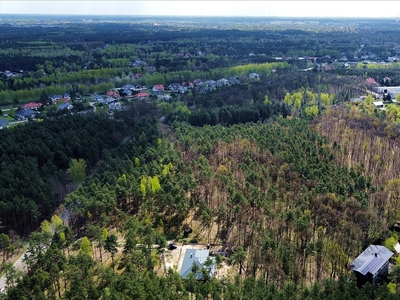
left=0, top=15, right=400, bottom=299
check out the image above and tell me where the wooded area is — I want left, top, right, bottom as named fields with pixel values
left=1, top=15, right=400, bottom=299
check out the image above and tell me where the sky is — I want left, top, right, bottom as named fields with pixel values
left=0, top=1, right=399, bottom=18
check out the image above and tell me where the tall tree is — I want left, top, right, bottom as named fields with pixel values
left=104, top=234, right=119, bottom=268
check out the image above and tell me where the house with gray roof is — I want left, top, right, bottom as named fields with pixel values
left=16, top=108, right=37, bottom=120
left=351, top=245, right=393, bottom=286
left=0, top=119, right=9, bottom=129
left=58, top=103, right=73, bottom=110
left=180, top=249, right=216, bottom=280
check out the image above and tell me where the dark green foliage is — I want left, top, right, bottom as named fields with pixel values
left=0, top=113, right=134, bottom=235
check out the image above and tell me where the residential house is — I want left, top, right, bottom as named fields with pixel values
left=106, top=90, right=120, bottom=99
left=93, top=94, right=114, bottom=105
left=351, top=245, right=393, bottom=286
left=228, top=76, right=240, bottom=85
left=194, top=79, right=203, bottom=86
left=93, top=93, right=103, bottom=102
left=180, top=249, right=216, bottom=280
left=109, top=102, right=121, bottom=111
left=178, top=86, right=188, bottom=94
left=249, top=73, right=260, bottom=80
left=152, top=84, right=164, bottom=95
left=0, top=119, right=9, bottom=129
left=130, top=59, right=147, bottom=67
left=134, top=92, right=150, bottom=100
left=163, top=95, right=172, bottom=101
left=122, top=84, right=135, bottom=90
left=16, top=108, right=37, bottom=120
left=58, top=103, right=73, bottom=110
left=204, top=80, right=217, bottom=89
left=51, top=95, right=63, bottom=103
left=63, top=93, right=71, bottom=101
left=22, top=102, right=43, bottom=110
left=216, top=78, right=229, bottom=87
left=168, top=83, right=181, bottom=93
left=4, top=70, right=14, bottom=78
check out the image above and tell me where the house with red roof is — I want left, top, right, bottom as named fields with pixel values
left=55, top=98, right=69, bottom=106
left=152, top=84, right=165, bottom=95
left=22, top=102, right=43, bottom=110
left=106, top=90, right=120, bottom=98
left=134, top=92, right=150, bottom=100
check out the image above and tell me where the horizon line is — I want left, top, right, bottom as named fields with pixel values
left=0, top=13, right=398, bottom=19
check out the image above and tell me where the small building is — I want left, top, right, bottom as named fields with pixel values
left=180, top=249, right=216, bottom=280
left=351, top=245, right=393, bottom=286
left=373, top=101, right=384, bottom=109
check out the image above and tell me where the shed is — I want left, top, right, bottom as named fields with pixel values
left=351, top=245, right=393, bottom=286
left=180, top=249, right=216, bottom=280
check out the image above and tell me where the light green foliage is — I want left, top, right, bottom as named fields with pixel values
left=59, top=232, right=66, bottom=244
left=292, top=92, right=303, bottom=110
left=140, top=175, right=162, bottom=197
left=162, top=163, right=173, bottom=176
left=304, top=105, right=319, bottom=118
left=284, top=92, right=293, bottom=105
left=325, top=241, right=347, bottom=277
left=384, top=234, right=398, bottom=252
left=358, top=94, right=376, bottom=115
left=320, top=93, right=333, bottom=106
left=80, top=237, right=92, bottom=255
left=306, top=90, right=316, bottom=105
left=263, top=94, right=269, bottom=104
left=364, top=94, right=374, bottom=104
left=40, top=220, right=52, bottom=234
left=68, top=158, right=87, bottom=184
left=135, top=157, right=140, bottom=167
left=385, top=104, right=400, bottom=123
left=151, top=176, right=161, bottom=194
left=51, top=215, right=63, bottom=230
left=101, top=228, right=109, bottom=242
left=387, top=282, right=396, bottom=294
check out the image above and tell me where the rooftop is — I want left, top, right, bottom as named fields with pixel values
left=351, top=245, right=393, bottom=276
left=180, top=249, right=215, bottom=280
